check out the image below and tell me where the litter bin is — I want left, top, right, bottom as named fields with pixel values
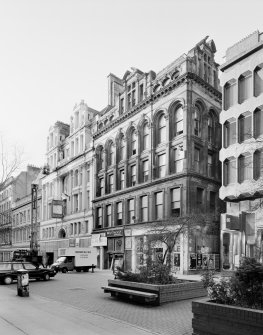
left=17, top=269, right=29, bottom=297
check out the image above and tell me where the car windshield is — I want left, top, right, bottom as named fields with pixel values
left=0, top=263, right=11, bottom=270
left=56, top=257, right=66, bottom=264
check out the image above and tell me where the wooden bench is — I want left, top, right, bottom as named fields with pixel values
left=101, top=285, right=158, bottom=304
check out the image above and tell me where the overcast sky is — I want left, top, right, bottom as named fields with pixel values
left=0, top=0, right=262, bottom=172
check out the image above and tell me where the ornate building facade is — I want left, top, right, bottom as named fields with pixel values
left=40, top=100, right=98, bottom=264
left=92, top=37, right=222, bottom=274
left=220, top=31, right=263, bottom=270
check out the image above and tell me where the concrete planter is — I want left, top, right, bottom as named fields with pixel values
left=108, top=279, right=207, bottom=305
left=192, top=299, right=263, bottom=335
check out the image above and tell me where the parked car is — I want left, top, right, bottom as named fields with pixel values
left=0, top=261, right=57, bottom=285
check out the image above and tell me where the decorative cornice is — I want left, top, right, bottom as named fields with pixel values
left=93, top=72, right=222, bottom=140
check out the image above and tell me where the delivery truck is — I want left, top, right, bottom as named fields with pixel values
left=51, top=247, right=97, bottom=273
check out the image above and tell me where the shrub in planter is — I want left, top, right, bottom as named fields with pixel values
left=201, top=257, right=263, bottom=310
left=116, top=262, right=177, bottom=285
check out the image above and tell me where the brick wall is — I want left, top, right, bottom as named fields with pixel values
left=192, top=299, right=263, bottom=335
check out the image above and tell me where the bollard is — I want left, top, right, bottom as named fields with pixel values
left=17, top=269, right=29, bottom=297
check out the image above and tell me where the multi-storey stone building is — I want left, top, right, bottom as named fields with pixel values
left=92, top=37, right=222, bottom=274
left=40, top=100, right=98, bottom=264
left=0, top=165, right=40, bottom=261
left=220, top=31, right=263, bottom=270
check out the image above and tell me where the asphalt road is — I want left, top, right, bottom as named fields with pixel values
left=6, top=270, right=194, bottom=335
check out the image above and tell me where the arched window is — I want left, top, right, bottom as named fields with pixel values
left=131, top=129, right=137, bottom=156
left=97, top=146, right=104, bottom=171
left=108, top=142, right=114, bottom=166
left=194, top=107, right=201, bottom=136
left=142, top=123, right=149, bottom=151
left=207, top=114, right=213, bottom=143
left=224, top=79, right=236, bottom=110
left=158, top=114, right=166, bottom=144
left=58, top=228, right=66, bottom=239
left=118, top=135, right=125, bottom=162
left=174, top=106, right=183, bottom=136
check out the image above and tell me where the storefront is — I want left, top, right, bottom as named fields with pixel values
left=106, top=229, right=124, bottom=271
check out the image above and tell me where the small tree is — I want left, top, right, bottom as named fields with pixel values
left=145, top=213, right=219, bottom=271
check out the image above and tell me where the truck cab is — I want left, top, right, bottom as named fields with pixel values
left=52, top=256, right=74, bottom=273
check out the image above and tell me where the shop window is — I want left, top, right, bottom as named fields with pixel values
left=238, top=153, right=252, bottom=183
left=223, top=157, right=236, bottom=185
left=224, top=119, right=236, bottom=147
left=171, top=188, right=180, bottom=216
left=254, top=64, right=263, bottom=97
left=238, top=112, right=252, bottom=142
left=238, top=71, right=252, bottom=104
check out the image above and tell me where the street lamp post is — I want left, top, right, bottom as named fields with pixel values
left=30, top=184, right=38, bottom=253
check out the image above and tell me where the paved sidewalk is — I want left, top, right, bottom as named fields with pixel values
left=0, top=285, right=157, bottom=335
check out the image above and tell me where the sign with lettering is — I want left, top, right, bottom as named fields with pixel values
left=106, top=229, right=124, bottom=237
left=52, top=200, right=64, bottom=218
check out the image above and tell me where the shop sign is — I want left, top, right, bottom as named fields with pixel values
left=91, top=234, right=107, bottom=247
left=51, top=200, right=64, bottom=218
left=106, top=229, right=123, bottom=237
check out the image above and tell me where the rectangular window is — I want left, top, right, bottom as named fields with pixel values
left=108, top=174, right=114, bottom=193
left=254, top=67, right=263, bottom=97
left=224, top=120, right=236, bottom=147
left=87, top=190, right=90, bottom=209
left=224, top=159, right=236, bottom=185
left=155, top=192, right=163, bottom=219
left=116, top=202, right=123, bottom=226
left=158, top=154, right=166, bottom=178
left=106, top=205, right=112, bottom=227
left=127, top=93, right=131, bottom=110
left=131, top=165, right=136, bottom=186
left=239, top=154, right=252, bottom=182
left=194, top=147, right=200, bottom=172
left=224, top=82, right=236, bottom=110
left=239, top=114, right=252, bottom=142
left=238, top=73, right=252, bottom=103
left=139, top=84, right=144, bottom=102
left=142, top=160, right=149, bottom=182
left=128, top=199, right=135, bottom=224
left=98, top=178, right=104, bottom=196
left=171, top=188, right=180, bottom=216
left=97, top=207, right=102, bottom=228
left=254, top=150, right=263, bottom=179
left=74, top=194, right=78, bottom=212
left=196, top=188, right=204, bottom=209
left=120, top=170, right=125, bottom=190
left=210, top=191, right=216, bottom=213
left=174, top=147, right=183, bottom=173
left=208, top=153, right=214, bottom=177
left=141, top=195, right=148, bottom=222
left=87, top=169, right=90, bottom=183
left=120, top=98, right=124, bottom=114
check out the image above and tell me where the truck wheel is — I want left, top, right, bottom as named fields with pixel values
left=76, top=268, right=81, bottom=272
left=43, top=273, right=50, bottom=281
left=4, top=276, right=13, bottom=285
left=62, top=268, right=67, bottom=273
